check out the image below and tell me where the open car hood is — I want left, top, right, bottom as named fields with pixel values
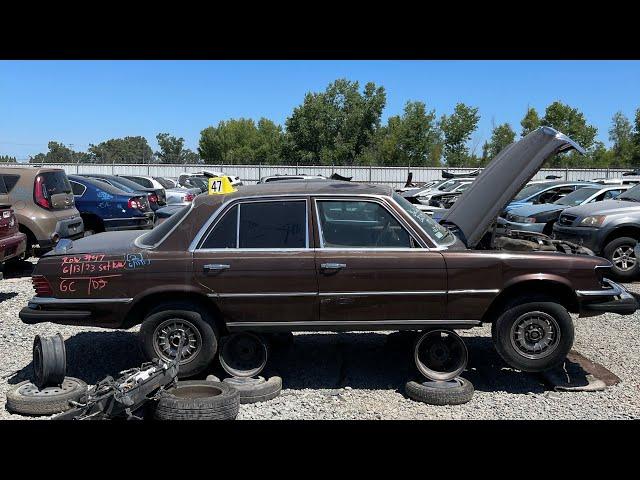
left=441, top=127, right=585, bottom=248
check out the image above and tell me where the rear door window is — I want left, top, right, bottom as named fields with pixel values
left=239, top=201, right=307, bottom=248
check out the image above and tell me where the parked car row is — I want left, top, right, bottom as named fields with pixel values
left=0, top=166, right=243, bottom=271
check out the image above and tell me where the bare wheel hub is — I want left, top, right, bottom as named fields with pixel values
left=510, top=311, right=560, bottom=360
left=153, top=319, right=202, bottom=364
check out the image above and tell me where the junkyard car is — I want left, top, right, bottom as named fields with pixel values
left=0, top=204, right=27, bottom=268
left=19, top=128, right=638, bottom=378
left=503, top=183, right=628, bottom=236
left=553, top=183, right=640, bottom=280
left=68, top=175, right=155, bottom=233
left=0, top=167, right=84, bottom=255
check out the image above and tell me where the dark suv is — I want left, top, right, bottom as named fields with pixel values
left=553, top=183, right=640, bottom=280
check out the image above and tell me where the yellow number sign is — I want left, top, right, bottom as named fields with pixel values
left=208, top=176, right=237, bottom=195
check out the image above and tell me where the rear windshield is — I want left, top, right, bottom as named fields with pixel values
left=137, top=204, right=191, bottom=247
left=154, top=177, right=174, bottom=189
left=40, top=171, right=71, bottom=195
left=512, top=183, right=551, bottom=201
left=554, top=187, right=599, bottom=206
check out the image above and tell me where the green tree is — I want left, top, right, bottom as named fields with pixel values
left=0, top=155, right=17, bottom=163
left=439, top=103, right=480, bottom=167
left=540, top=101, right=597, bottom=167
left=360, top=101, right=442, bottom=166
left=156, top=133, right=201, bottom=164
left=29, top=141, right=91, bottom=164
left=285, top=78, right=386, bottom=165
left=608, top=112, right=635, bottom=167
left=88, top=136, right=154, bottom=163
left=520, top=107, right=540, bottom=136
left=632, top=108, right=640, bottom=165
left=199, top=118, right=284, bottom=165
left=481, top=123, right=516, bottom=165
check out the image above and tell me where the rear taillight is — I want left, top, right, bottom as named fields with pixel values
left=34, top=175, right=51, bottom=209
left=32, top=275, right=53, bottom=297
left=184, top=193, right=195, bottom=202
left=148, top=194, right=158, bottom=204
left=128, top=197, right=144, bottom=210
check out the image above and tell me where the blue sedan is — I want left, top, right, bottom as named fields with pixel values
left=68, top=175, right=154, bottom=233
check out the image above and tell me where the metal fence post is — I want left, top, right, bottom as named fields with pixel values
left=565, top=168, right=568, bottom=181
left=369, top=165, right=372, bottom=182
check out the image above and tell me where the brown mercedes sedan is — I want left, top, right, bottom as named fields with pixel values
left=20, top=128, right=638, bottom=377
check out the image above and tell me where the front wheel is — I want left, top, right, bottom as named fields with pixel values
left=492, top=299, right=574, bottom=372
left=603, top=236, right=639, bottom=280
left=140, top=301, right=219, bottom=378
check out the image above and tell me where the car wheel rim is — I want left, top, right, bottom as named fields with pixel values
left=153, top=318, right=202, bottom=365
left=509, top=311, right=560, bottom=360
left=612, top=246, right=636, bottom=271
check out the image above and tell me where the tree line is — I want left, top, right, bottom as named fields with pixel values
left=14, top=78, right=640, bottom=168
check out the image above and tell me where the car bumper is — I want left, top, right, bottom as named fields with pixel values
left=577, top=279, right=638, bottom=316
left=19, top=297, right=132, bottom=328
left=552, top=224, right=601, bottom=253
left=0, top=232, right=27, bottom=262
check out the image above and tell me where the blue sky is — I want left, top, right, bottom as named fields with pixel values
left=1, top=60, right=639, bottom=160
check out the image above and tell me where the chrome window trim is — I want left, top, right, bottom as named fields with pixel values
left=135, top=201, right=195, bottom=250
left=313, top=197, right=427, bottom=249
left=188, top=192, right=434, bottom=252
left=69, top=180, right=87, bottom=197
left=195, top=197, right=310, bottom=251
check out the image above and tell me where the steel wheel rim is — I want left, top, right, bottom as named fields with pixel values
left=414, top=329, right=468, bottom=382
left=152, top=318, right=202, bottom=365
left=219, top=332, right=268, bottom=378
left=18, top=378, right=77, bottom=397
left=612, top=246, right=636, bottom=271
left=509, top=311, right=560, bottom=360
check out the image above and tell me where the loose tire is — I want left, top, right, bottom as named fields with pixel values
left=6, top=377, right=88, bottom=416
left=492, top=298, right=574, bottom=372
left=223, top=376, right=282, bottom=404
left=154, top=380, right=239, bottom=420
left=405, top=377, right=474, bottom=405
left=603, top=236, right=640, bottom=280
left=140, top=301, right=219, bottom=379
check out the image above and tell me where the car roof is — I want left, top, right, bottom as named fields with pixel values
left=192, top=180, right=391, bottom=207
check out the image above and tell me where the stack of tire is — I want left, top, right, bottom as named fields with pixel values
left=6, top=334, right=87, bottom=416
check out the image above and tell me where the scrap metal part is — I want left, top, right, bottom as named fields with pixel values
left=54, top=337, right=185, bottom=420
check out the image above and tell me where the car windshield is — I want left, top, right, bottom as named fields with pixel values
left=392, top=192, right=455, bottom=246
left=154, top=177, right=174, bottom=189
left=617, top=184, right=640, bottom=202
left=512, top=183, right=553, bottom=201
left=437, top=180, right=460, bottom=192
left=554, top=187, right=599, bottom=206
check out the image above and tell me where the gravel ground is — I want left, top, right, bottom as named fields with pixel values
left=1, top=259, right=639, bottom=420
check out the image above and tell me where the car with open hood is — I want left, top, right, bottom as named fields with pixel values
left=18, top=128, right=638, bottom=379
left=552, top=183, right=640, bottom=280
left=502, top=183, right=628, bottom=236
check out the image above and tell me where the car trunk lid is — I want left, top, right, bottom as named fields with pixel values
left=441, top=127, right=585, bottom=248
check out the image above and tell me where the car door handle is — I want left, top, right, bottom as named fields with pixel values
left=320, top=263, right=346, bottom=270
left=204, top=264, right=231, bottom=272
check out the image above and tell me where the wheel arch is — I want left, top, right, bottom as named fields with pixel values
left=481, top=278, right=579, bottom=323
left=602, top=225, right=640, bottom=251
left=123, top=287, right=227, bottom=333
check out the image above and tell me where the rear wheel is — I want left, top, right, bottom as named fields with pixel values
left=492, top=297, right=574, bottom=372
left=603, top=236, right=639, bottom=280
left=140, top=301, right=219, bottom=378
